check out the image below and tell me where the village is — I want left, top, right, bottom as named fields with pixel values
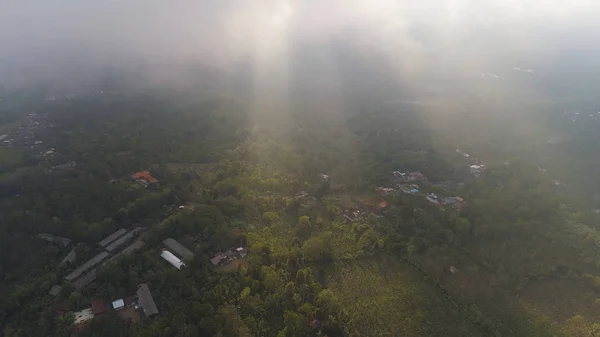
left=11, top=102, right=580, bottom=334
left=37, top=168, right=250, bottom=332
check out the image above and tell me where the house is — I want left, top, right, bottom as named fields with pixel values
left=319, top=173, right=330, bottom=180
left=236, top=247, right=248, bottom=258
left=408, top=172, right=426, bottom=181
left=50, top=161, right=76, bottom=171
left=442, top=197, right=457, bottom=205
left=399, top=184, right=419, bottom=194
left=92, top=300, right=108, bottom=315
left=210, top=253, right=226, bottom=266
left=131, top=171, right=158, bottom=185
left=376, top=187, right=395, bottom=194
left=469, top=164, right=486, bottom=175
left=48, top=285, right=62, bottom=297
left=161, top=250, right=186, bottom=270
left=163, top=238, right=194, bottom=261
left=210, top=247, right=248, bottom=266
left=425, top=193, right=441, bottom=206
left=136, top=284, right=159, bottom=317
left=112, top=299, right=125, bottom=311
left=393, top=171, right=406, bottom=178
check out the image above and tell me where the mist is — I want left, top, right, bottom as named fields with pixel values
left=1, top=0, right=600, bottom=101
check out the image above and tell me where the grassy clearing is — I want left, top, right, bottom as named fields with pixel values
left=327, top=255, right=483, bottom=337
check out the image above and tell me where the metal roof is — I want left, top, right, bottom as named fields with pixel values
left=104, top=231, right=134, bottom=252
left=73, top=269, right=97, bottom=290
left=112, top=299, right=125, bottom=310
left=65, top=252, right=109, bottom=281
left=162, top=238, right=194, bottom=261
left=48, top=285, right=62, bottom=297
left=161, top=250, right=185, bottom=270
left=136, top=284, right=159, bottom=317
left=98, top=228, right=127, bottom=247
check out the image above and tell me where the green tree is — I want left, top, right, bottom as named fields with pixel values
left=455, top=217, right=472, bottom=236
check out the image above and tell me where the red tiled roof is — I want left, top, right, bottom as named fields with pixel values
left=131, top=171, right=158, bottom=183
left=91, top=299, right=108, bottom=315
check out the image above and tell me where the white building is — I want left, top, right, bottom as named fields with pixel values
left=112, top=299, right=125, bottom=311
left=161, top=250, right=186, bottom=270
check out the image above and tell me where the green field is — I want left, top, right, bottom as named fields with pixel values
left=328, top=256, right=483, bottom=337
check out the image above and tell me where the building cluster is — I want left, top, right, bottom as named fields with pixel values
left=57, top=227, right=145, bottom=291
left=424, top=193, right=466, bottom=209
left=469, top=164, right=486, bottom=177
left=1, top=113, right=53, bottom=149
left=72, top=283, right=158, bottom=332
left=398, top=184, right=420, bottom=194
left=393, top=171, right=427, bottom=182
left=0, top=112, right=82, bottom=172
left=210, top=247, right=248, bottom=266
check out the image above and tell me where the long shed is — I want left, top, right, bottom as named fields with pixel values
left=65, top=252, right=109, bottom=281
left=105, top=231, right=135, bottom=252
left=163, top=238, right=194, bottom=261
left=161, top=250, right=185, bottom=270
left=98, top=228, right=127, bottom=247
left=136, top=284, right=159, bottom=317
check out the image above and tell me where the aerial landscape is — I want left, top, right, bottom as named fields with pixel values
left=1, top=1, right=600, bottom=336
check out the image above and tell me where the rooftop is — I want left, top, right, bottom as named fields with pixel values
left=98, top=228, right=127, bottom=247
left=105, top=230, right=135, bottom=252
left=163, top=238, right=194, bottom=261
left=73, top=269, right=98, bottom=290
left=136, top=284, right=159, bottom=317
left=112, top=299, right=125, bottom=310
left=131, top=171, right=158, bottom=183
left=91, top=299, right=108, bottom=315
left=65, top=252, right=108, bottom=281
left=48, top=285, right=62, bottom=297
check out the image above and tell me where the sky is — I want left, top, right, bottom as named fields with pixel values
left=1, top=0, right=599, bottom=96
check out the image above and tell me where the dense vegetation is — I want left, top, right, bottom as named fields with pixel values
left=1, top=86, right=600, bottom=337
